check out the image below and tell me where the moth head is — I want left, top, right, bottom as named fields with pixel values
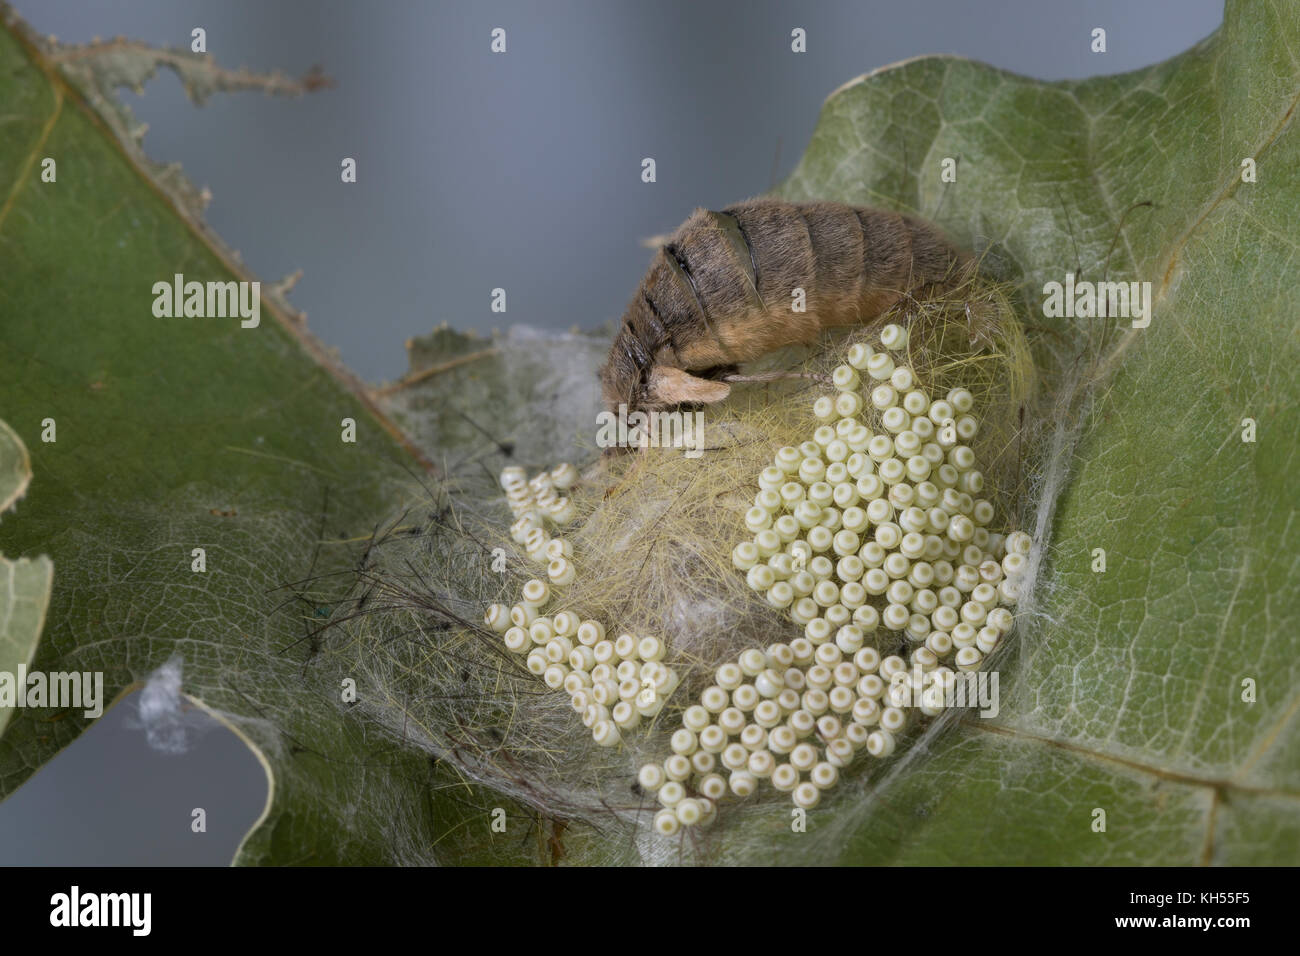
left=600, top=327, right=730, bottom=418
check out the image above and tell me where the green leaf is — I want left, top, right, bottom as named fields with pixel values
left=766, top=0, right=1300, bottom=863
left=0, top=418, right=54, bottom=740
left=0, top=17, right=542, bottom=864
left=0, top=417, right=34, bottom=514
left=379, top=324, right=611, bottom=466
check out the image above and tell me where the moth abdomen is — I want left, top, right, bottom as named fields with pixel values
left=601, top=198, right=973, bottom=415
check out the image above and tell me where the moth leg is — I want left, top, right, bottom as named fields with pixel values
left=722, top=370, right=833, bottom=386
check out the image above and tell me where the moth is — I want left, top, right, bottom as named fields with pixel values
left=600, top=198, right=973, bottom=416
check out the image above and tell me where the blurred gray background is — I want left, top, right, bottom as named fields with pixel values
left=1, top=0, right=1222, bottom=864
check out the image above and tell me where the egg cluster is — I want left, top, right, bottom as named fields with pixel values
left=485, top=464, right=682, bottom=748
left=640, top=323, right=1027, bottom=833
left=501, top=463, right=578, bottom=566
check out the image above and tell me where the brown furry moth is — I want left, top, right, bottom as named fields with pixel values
left=600, top=198, right=973, bottom=414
